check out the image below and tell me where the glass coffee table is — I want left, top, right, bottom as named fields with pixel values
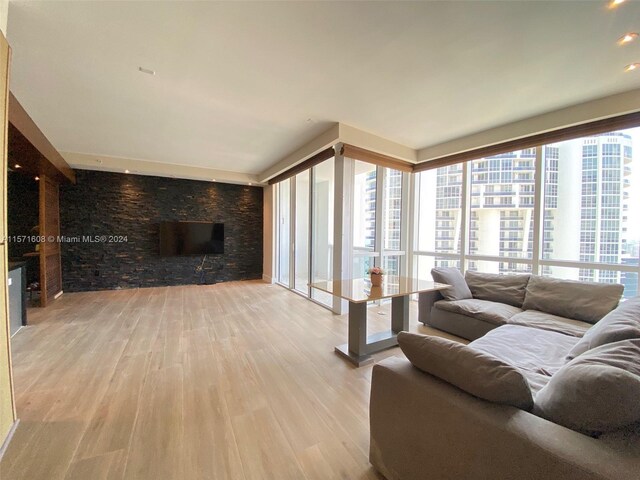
left=310, top=277, right=449, bottom=366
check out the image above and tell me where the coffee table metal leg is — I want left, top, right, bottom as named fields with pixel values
left=335, top=297, right=411, bottom=367
left=391, top=295, right=409, bottom=333
left=348, top=301, right=367, bottom=355
left=334, top=301, right=374, bottom=367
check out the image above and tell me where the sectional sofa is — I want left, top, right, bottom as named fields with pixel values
left=419, top=269, right=624, bottom=340
left=370, top=269, right=640, bottom=480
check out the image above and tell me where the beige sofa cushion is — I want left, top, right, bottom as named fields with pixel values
left=534, top=339, right=640, bottom=435
left=398, top=332, right=533, bottom=410
left=522, top=275, right=623, bottom=324
left=464, top=271, right=530, bottom=307
left=431, top=267, right=472, bottom=301
left=567, top=296, right=640, bottom=360
left=469, top=325, right=579, bottom=395
left=434, top=298, right=522, bottom=326
left=508, top=310, right=589, bottom=338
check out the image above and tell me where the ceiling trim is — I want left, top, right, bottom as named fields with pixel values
left=341, top=144, right=414, bottom=173
left=417, top=87, right=640, bottom=164
left=258, top=124, right=340, bottom=183
left=338, top=123, right=417, bottom=163
left=258, top=122, right=418, bottom=183
left=267, top=147, right=335, bottom=185
left=414, top=111, right=640, bottom=173
left=63, top=152, right=260, bottom=185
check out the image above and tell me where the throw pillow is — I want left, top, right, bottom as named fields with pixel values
left=522, top=275, right=623, bottom=324
left=534, top=339, right=640, bottom=435
left=464, top=271, right=530, bottom=307
left=431, top=267, right=472, bottom=301
left=398, top=332, right=533, bottom=410
left=567, top=295, right=640, bottom=360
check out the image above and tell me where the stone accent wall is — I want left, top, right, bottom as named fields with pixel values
left=60, top=170, right=263, bottom=292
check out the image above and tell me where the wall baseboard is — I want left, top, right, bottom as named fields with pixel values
left=0, top=419, right=19, bottom=462
left=262, top=274, right=274, bottom=284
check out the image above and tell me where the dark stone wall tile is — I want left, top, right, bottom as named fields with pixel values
left=60, top=170, right=263, bottom=292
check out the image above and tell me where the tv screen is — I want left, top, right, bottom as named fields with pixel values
left=159, top=221, right=224, bottom=256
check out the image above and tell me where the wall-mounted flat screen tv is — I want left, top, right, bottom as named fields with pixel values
left=159, top=221, right=224, bottom=256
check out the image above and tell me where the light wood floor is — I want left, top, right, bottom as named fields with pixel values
left=0, top=280, right=460, bottom=480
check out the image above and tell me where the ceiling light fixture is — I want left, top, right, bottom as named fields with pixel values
left=212, top=178, right=216, bottom=182
left=624, top=63, right=640, bottom=72
left=14, top=164, right=21, bottom=169
left=618, top=33, right=638, bottom=45
left=124, top=169, right=130, bottom=173
left=34, top=176, right=40, bottom=181
left=609, top=0, right=626, bottom=8
left=138, top=66, right=155, bottom=75
left=248, top=182, right=252, bottom=186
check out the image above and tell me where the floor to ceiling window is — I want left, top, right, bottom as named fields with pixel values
left=413, top=127, right=640, bottom=298
left=274, top=153, right=409, bottom=310
left=381, top=167, right=405, bottom=276
left=353, top=161, right=378, bottom=277
left=539, top=130, right=639, bottom=296
left=414, top=164, right=462, bottom=279
left=352, top=161, right=407, bottom=278
left=467, top=149, right=536, bottom=274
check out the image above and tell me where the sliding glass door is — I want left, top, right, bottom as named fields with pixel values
left=294, top=171, right=310, bottom=293
left=276, top=178, right=291, bottom=285
left=275, top=158, right=335, bottom=307
left=274, top=155, right=408, bottom=309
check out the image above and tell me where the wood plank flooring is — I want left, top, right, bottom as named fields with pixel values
left=0, top=280, right=461, bottom=479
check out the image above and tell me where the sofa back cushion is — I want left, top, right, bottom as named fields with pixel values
left=567, top=296, right=640, bottom=360
left=522, top=275, right=623, bottom=324
left=431, top=267, right=472, bottom=301
left=398, top=331, right=533, bottom=410
left=534, top=339, right=640, bottom=435
left=464, top=271, right=530, bottom=308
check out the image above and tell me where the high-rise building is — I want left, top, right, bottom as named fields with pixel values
left=433, top=147, right=558, bottom=274
left=575, top=132, right=632, bottom=284
left=362, top=169, right=403, bottom=274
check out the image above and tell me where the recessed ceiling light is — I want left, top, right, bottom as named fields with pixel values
left=212, top=178, right=216, bottom=182
left=609, top=0, right=626, bottom=8
left=138, top=66, right=155, bottom=75
left=618, top=33, right=638, bottom=45
left=624, top=63, right=640, bottom=72
left=124, top=169, right=130, bottom=173
left=14, top=164, right=21, bottom=169
left=248, top=182, right=252, bottom=186
left=34, top=176, right=40, bottom=181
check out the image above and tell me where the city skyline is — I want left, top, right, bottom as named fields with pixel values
left=427, top=129, right=638, bottom=296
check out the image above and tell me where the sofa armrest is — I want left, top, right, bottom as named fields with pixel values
left=417, top=290, right=444, bottom=325
left=370, top=357, right=640, bottom=480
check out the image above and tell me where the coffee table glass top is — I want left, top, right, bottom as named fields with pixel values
left=309, top=276, right=449, bottom=303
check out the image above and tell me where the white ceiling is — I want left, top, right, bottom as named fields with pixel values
left=7, top=0, right=640, bottom=178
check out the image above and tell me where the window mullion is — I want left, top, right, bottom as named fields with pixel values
left=532, top=146, right=544, bottom=275
left=375, top=165, right=384, bottom=269
left=460, top=161, right=470, bottom=273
